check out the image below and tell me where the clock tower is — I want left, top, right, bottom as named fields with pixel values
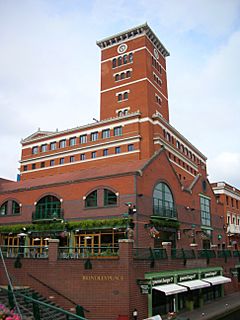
left=97, top=23, right=170, bottom=122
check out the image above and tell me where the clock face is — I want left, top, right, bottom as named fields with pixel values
left=117, top=43, right=128, bottom=54
left=154, top=48, right=159, bottom=59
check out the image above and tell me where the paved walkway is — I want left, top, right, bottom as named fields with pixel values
left=176, top=291, right=240, bottom=320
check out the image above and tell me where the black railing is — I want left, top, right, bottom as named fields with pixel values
left=0, top=245, right=48, bottom=259
left=58, top=246, right=119, bottom=259
left=32, top=208, right=64, bottom=221
left=133, top=248, right=167, bottom=260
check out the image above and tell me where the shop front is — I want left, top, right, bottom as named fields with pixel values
left=143, top=267, right=231, bottom=318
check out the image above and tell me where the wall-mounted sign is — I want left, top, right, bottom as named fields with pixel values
left=201, top=270, right=220, bottom=278
left=140, top=284, right=151, bottom=294
left=178, top=273, right=197, bottom=282
left=152, top=276, right=174, bottom=285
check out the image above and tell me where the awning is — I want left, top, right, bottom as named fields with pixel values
left=153, top=283, right=188, bottom=295
left=202, top=276, right=231, bottom=285
left=178, top=279, right=210, bottom=290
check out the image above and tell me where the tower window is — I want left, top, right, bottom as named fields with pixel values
left=123, top=54, right=128, bottom=64
left=129, top=53, right=133, bottom=63
left=126, top=70, right=131, bottom=78
left=123, top=92, right=128, bottom=100
left=23, top=165, right=28, bottom=171
left=120, top=72, right=125, bottom=80
left=115, top=74, right=120, bottom=81
left=32, top=164, right=36, bottom=170
left=112, top=58, right=117, bottom=68
left=118, top=94, right=122, bottom=102
left=60, top=158, right=64, bottom=165
left=118, top=56, right=122, bottom=66
left=91, top=151, right=96, bottom=159
left=50, top=160, right=55, bottom=166
left=40, top=162, right=45, bottom=168
left=70, top=156, right=75, bottom=162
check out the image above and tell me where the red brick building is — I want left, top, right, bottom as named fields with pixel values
left=0, top=23, right=239, bottom=320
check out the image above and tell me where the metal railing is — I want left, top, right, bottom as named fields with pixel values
left=58, top=246, right=119, bottom=259
left=0, top=245, right=48, bottom=259
left=133, top=248, right=167, bottom=260
left=32, top=208, right=64, bottom=221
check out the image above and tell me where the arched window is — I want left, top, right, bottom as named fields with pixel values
left=126, top=70, right=131, bottom=78
left=118, top=56, right=122, bottom=66
left=12, top=201, right=20, bottom=214
left=120, top=72, right=125, bottom=80
left=0, top=201, right=8, bottom=216
left=35, top=195, right=61, bottom=220
left=123, top=54, right=128, bottom=64
left=104, top=189, right=117, bottom=206
left=123, top=92, right=128, bottom=100
left=85, top=190, right=97, bottom=208
left=112, top=58, right=117, bottom=68
left=153, top=183, right=176, bottom=218
left=115, top=74, right=120, bottom=81
left=118, top=111, right=123, bottom=117
left=129, top=53, right=133, bottom=63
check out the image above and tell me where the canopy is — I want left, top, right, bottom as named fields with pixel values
left=153, top=284, right=187, bottom=295
left=178, top=279, right=210, bottom=290
left=202, top=276, right=231, bottom=285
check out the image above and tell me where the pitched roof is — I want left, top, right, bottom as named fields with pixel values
left=0, top=159, right=148, bottom=193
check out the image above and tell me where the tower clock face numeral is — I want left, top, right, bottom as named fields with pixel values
left=154, top=48, right=159, bottom=59
left=117, top=43, right=128, bottom=54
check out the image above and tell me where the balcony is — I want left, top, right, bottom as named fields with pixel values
left=32, top=208, right=64, bottom=222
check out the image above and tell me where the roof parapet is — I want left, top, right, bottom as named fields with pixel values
left=97, top=23, right=170, bottom=57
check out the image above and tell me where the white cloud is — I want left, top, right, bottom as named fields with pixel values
left=208, top=152, right=240, bottom=188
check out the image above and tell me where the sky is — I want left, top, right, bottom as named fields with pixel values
left=0, top=0, right=240, bottom=188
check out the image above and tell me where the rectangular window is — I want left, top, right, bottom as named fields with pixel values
left=115, top=146, right=121, bottom=154
left=23, top=165, right=28, bottom=171
left=91, top=132, right=98, bottom=141
left=200, top=196, right=211, bottom=226
left=50, top=142, right=57, bottom=150
left=231, top=198, right=234, bottom=207
left=128, top=144, right=134, bottom=152
left=80, top=154, right=86, bottom=161
left=32, top=163, right=36, bottom=170
left=114, top=126, right=122, bottom=136
left=59, top=139, right=66, bottom=148
left=60, top=158, right=64, bottom=165
left=41, top=144, right=47, bottom=152
left=91, top=151, right=96, bottom=159
left=80, top=135, right=87, bottom=144
left=69, top=137, right=76, bottom=146
left=50, top=160, right=55, bottom=166
left=103, top=149, right=108, bottom=156
left=32, top=146, right=38, bottom=154
left=102, top=129, right=110, bottom=139
left=70, top=156, right=75, bottom=162
left=40, top=162, right=45, bottom=168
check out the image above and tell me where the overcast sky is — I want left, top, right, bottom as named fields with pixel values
left=0, top=0, right=240, bottom=188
